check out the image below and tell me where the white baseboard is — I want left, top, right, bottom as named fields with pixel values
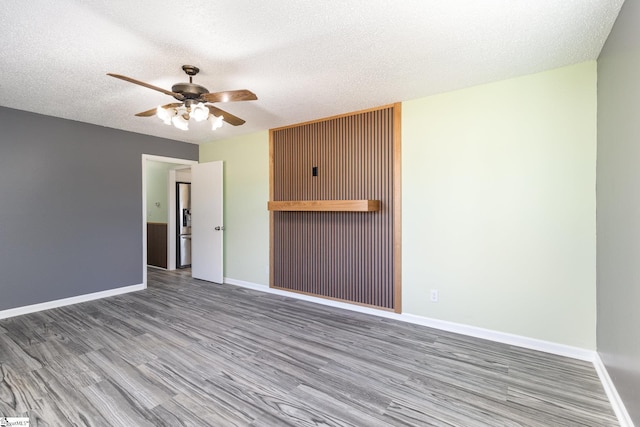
left=0, top=283, right=145, bottom=320
left=593, top=354, right=635, bottom=427
left=225, top=277, right=593, bottom=360
left=224, top=276, right=633, bottom=427
left=399, top=313, right=596, bottom=362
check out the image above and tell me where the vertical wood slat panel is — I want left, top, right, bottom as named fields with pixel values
left=271, top=106, right=396, bottom=310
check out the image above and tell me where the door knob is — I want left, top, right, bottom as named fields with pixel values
left=215, top=226, right=225, bottom=231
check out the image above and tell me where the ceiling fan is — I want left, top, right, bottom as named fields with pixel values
left=107, top=65, right=257, bottom=130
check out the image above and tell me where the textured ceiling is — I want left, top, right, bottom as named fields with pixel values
left=0, top=1, right=624, bottom=144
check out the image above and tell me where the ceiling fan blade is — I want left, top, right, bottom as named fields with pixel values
left=135, top=103, right=183, bottom=117
left=201, top=89, right=257, bottom=103
left=107, top=73, right=185, bottom=101
left=207, top=105, right=246, bottom=126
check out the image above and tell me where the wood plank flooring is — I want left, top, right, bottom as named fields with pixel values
left=0, top=268, right=618, bottom=426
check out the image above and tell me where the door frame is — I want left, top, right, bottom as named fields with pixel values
left=142, top=154, right=198, bottom=287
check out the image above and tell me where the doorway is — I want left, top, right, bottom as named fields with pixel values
left=142, top=155, right=197, bottom=287
left=142, top=155, right=225, bottom=286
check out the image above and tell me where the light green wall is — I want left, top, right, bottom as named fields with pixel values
left=199, top=131, right=270, bottom=285
left=146, top=160, right=175, bottom=223
left=199, top=62, right=598, bottom=349
left=402, top=61, right=597, bottom=349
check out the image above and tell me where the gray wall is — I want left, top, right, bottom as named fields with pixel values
left=597, top=0, right=640, bottom=424
left=0, top=107, right=198, bottom=311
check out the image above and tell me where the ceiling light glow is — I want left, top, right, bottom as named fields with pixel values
left=191, top=102, right=209, bottom=122
left=156, top=105, right=174, bottom=125
left=210, top=114, right=224, bottom=130
left=171, top=106, right=190, bottom=131
left=155, top=103, right=224, bottom=131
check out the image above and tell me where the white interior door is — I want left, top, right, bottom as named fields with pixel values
left=191, top=161, right=224, bottom=283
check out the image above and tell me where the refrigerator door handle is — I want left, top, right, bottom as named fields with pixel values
left=182, top=208, right=189, bottom=227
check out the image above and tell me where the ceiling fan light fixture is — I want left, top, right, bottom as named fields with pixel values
left=171, top=107, right=190, bottom=131
left=191, top=102, right=209, bottom=122
left=210, top=114, right=224, bottom=130
left=109, top=65, right=256, bottom=131
left=156, top=106, right=174, bottom=125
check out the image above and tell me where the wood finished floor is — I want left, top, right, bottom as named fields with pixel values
left=0, top=268, right=618, bottom=426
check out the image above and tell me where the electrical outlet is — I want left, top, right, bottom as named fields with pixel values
left=430, top=289, right=439, bottom=302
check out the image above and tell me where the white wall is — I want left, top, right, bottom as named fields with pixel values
left=402, top=61, right=597, bottom=349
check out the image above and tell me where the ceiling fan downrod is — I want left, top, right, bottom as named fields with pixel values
left=182, top=65, right=199, bottom=84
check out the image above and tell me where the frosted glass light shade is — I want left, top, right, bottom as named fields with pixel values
left=172, top=113, right=189, bottom=130
left=155, top=104, right=226, bottom=131
left=156, top=106, right=173, bottom=125
left=191, top=102, right=209, bottom=122
left=210, top=114, right=224, bottom=130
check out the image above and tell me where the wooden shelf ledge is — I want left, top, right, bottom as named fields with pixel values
left=268, top=200, right=380, bottom=212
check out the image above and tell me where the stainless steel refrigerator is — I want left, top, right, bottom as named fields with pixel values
left=176, top=182, right=192, bottom=268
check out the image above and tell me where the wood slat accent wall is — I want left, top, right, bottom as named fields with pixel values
left=270, top=104, right=401, bottom=312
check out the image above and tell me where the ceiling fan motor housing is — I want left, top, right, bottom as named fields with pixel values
left=171, top=83, right=209, bottom=100
left=172, top=65, right=209, bottom=101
